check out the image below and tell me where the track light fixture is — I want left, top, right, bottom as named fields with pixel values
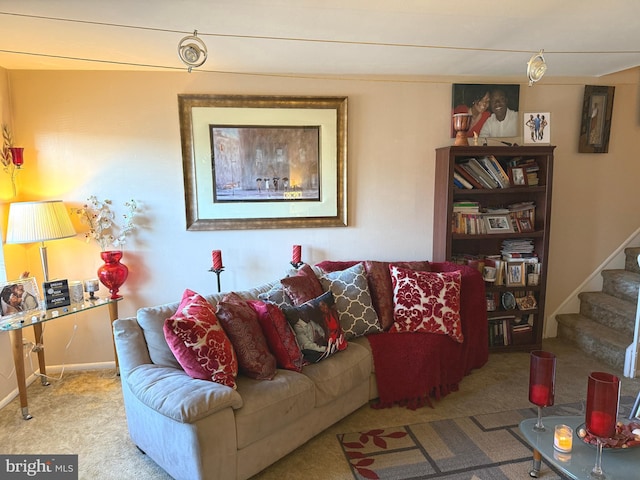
left=527, top=50, right=547, bottom=86
left=178, top=30, right=208, bottom=72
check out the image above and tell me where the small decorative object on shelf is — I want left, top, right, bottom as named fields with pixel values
left=452, top=113, right=473, bottom=146
left=97, top=250, right=129, bottom=299
left=83, top=278, right=100, bottom=299
left=209, top=250, right=224, bottom=293
left=291, top=244, right=303, bottom=268
left=528, top=350, right=556, bottom=432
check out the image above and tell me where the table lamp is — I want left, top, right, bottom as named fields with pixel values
left=6, top=200, right=77, bottom=282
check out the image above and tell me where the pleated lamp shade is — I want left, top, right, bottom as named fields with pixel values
left=6, top=200, right=76, bottom=244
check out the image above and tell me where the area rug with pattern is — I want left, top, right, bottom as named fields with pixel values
left=337, top=397, right=635, bottom=480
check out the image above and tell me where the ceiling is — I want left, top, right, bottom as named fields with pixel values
left=0, top=1, right=639, bottom=78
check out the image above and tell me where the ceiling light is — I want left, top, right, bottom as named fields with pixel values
left=178, top=30, right=208, bottom=72
left=527, top=50, right=547, bottom=86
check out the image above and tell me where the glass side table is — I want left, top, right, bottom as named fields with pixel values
left=519, top=415, right=640, bottom=479
left=1, top=297, right=122, bottom=420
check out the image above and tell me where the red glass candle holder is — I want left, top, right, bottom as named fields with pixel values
left=9, top=147, right=24, bottom=168
left=529, top=350, right=556, bottom=432
left=586, top=371, right=619, bottom=479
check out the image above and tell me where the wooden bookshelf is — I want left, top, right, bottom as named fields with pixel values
left=434, top=145, right=555, bottom=352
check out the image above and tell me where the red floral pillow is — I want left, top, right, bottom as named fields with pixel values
left=388, top=265, right=464, bottom=343
left=215, top=292, right=277, bottom=380
left=280, top=264, right=324, bottom=306
left=247, top=300, right=304, bottom=372
left=163, top=289, right=238, bottom=388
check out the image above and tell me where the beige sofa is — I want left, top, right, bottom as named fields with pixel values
left=113, top=261, right=487, bottom=480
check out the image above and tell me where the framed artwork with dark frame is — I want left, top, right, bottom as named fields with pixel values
left=451, top=84, right=520, bottom=139
left=178, top=94, right=348, bottom=230
left=579, top=85, right=615, bottom=153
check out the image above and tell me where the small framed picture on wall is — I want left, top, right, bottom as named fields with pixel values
left=523, top=112, right=551, bottom=144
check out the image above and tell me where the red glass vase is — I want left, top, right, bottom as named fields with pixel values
left=528, top=350, right=556, bottom=432
left=586, top=371, right=620, bottom=479
left=97, top=250, right=129, bottom=299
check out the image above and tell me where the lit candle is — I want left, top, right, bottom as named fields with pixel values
left=554, top=424, right=573, bottom=452
left=292, top=245, right=302, bottom=264
left=212, top=250, right=223, bottom=270
left=530, top=384, right=550, bottom=406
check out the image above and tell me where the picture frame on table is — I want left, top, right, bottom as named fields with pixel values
left=508, top=167, right=528, bottom=186
left=178, top=94, right=347, bottom=230
left=578, top=85, right=615, bottom=153
left=0, top=277, right=41, bottom=326
left=506, top=262, right=527, bottom=287
left=484, top=214, right=513, bottom=234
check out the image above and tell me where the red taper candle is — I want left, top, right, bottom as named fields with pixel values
left=212, top=250, right=223, bottom=270
left=292, top=245, right=302, bottom=264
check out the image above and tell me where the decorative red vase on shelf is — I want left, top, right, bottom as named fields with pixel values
left=97, top=250, right=129, bottom=299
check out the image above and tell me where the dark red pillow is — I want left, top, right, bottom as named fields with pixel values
left=280, top=263, right=324, bottom=306
left=215, top=292, right=277, bottom=380
left=247, top=300, right=304, bottom=372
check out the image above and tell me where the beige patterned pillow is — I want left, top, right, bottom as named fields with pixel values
left=315, top=262, right=381, bottom=340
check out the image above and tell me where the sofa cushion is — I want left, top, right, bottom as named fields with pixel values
left=163, top=289, right=238, bottom=388
left=388, top=266, right=464, bottom=343
left=314, top=262, right=382, bottom=340
left=257, top=283, right=293, bottom=310
left=247, top=300, right=304, bottom=372
left=137, top=301, right=183, bottom=369
left=215, top=292, right=277, bottom=380
left=234, top=370, right=315, bottom=449
left=301, top=341, right=371, bottom=407
left=280, top=263, right=324, bottom=305
left=127, top=364, right=243, bottom=423
left=283, top=290, right=347, bottom=364
left=314, top=260, right=431, bottom=331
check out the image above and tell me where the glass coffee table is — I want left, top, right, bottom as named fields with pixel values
left=520, top=415, right=640, bottom=479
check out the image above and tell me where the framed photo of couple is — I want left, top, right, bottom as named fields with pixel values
left=451, top=84, right=520, bottom=139
left=0, top=277, right=41, bottom=325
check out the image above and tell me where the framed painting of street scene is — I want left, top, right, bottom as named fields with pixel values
left=178, top=94, right=347, bottom=230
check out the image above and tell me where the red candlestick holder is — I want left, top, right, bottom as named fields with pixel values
left=528, top=350, right=556, bottom=432
left=585, top=371, right=619, bottom=479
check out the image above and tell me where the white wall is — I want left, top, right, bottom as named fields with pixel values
left=1, top=68, right=639, bottom=406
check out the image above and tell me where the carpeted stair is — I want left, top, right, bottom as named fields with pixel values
left=556, top=247, right=640, bottom=371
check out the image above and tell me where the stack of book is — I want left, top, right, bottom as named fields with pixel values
left=454, top=156, right=509, bottom=189
left=452, top=201, right=484, bottom=234
left=501, top=238, right=536, bottom=260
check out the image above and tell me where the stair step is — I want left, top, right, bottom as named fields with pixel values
left=625, top=247, right=640, bottom=274
left=556, top=313, right=630, bottom=370
left=602, top=269, right=640, bottom=302
left=578, top=291, right=636, bottom=336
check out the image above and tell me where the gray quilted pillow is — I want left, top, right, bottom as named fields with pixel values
left=315, top=262, right=381, bottom=339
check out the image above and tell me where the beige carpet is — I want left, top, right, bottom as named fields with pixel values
left=1, top=338, right=640, bottom=480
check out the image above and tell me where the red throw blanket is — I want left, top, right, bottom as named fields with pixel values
left=367, top=331, right=465, bottom=409
left=315, top=260, right=488, bottom=410
left=367, top=262, right=488, bottom=409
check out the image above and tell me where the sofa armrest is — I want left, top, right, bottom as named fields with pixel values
left=127, top=364, right=243, bottom=424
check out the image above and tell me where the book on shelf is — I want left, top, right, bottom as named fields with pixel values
left=454, top=164, right=484, bottom=189
left=479, top=156, right=509, bottom=188
left=453, top=173, right=471, bottom=189
left=460, top=158, right=500, bottom=189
